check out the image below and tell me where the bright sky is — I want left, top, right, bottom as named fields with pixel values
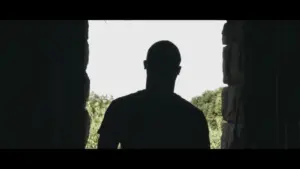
left=87, top=20, right=226, bottom=101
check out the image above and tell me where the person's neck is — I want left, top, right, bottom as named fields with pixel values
left=145, top=80, right=175, bottom=94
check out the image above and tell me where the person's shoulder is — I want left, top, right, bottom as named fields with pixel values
left=105, top=91, right=146, bottom=117
left=173, top=94, right=197, bottom=109
left=112, top=90, right=146, bottom=105
left=173, top=93, right=206, bottom=117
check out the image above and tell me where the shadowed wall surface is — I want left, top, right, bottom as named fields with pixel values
left=0, top=20, right=90, bottom=148
left=0, top=20, right=299, bottom=148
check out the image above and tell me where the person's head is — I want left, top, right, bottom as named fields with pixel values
left=144, top=40, right=181, bottom=91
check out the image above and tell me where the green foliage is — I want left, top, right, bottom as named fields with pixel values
left=191, top=87, right=224, bottom=149
left=85, top=92, right=113, bottom=149
left=86, top=88, right=224, bottom=149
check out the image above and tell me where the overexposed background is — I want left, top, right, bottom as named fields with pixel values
left=87, top=20, right=226, bottom=101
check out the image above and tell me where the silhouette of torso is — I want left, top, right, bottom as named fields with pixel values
left=98, top=90, right=210, bottom=149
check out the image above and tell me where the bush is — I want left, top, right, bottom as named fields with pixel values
left=86, top=88, right=223, bottom=149
left=85, top=92, right=113, bottom=149
left=191, top=87, right=223, bottom=149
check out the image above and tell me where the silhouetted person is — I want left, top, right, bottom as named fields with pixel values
left=98, top=40, right=210, bottom=149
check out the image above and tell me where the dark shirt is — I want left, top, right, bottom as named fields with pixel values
left=98, top=90, right=210, bottom=149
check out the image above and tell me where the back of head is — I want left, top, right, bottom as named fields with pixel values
left=145, top=40, right=181, bottom=77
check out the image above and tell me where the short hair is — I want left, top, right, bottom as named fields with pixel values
left=146, top=40, right=181, bottom=68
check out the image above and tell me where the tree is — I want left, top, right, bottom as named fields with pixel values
left=85, top=88, right=224, bottom=149
left=85, top=92, right=113, bottom=149
left=191, top=87, right=224, bottom=149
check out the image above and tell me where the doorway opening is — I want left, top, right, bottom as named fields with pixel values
left=86, top=20, right=226, bottom=149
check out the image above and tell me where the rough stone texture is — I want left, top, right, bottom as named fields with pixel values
left=221, top=87, right=229, bottom=120
left=0, top=20, right=90, bottom=148
left=222, top=20, right=300, bottom=149
left=221, top=21, right=245, bottom=149
left=221, top=121, right=234, bottom=149
left=222, top=86, right=242, bottom=123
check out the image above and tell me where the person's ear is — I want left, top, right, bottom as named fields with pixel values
left=144, top=60, right=148, bottom=70
left=177, top=66, right=181, bottom=75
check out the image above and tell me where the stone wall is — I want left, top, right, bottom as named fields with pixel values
left=221, top=20, right=300, bottom=149
left=221, top=20, right=279, bottom=149
left=1, top=20, right=299, bottom=148
left=221, top=20, right=245, bottom=149
left=0, top=20, right=90, bottom=148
